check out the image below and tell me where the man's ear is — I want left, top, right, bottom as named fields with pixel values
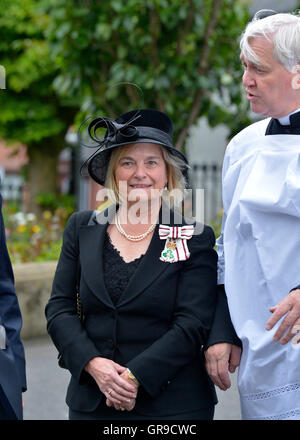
left=291, top=62, right=300, bottom=90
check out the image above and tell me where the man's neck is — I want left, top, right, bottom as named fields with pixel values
left=277, top=107, right=300, bottom=125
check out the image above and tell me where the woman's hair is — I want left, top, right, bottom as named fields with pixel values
left=104, top=143, right=188, bottom=207
left=240, top=12, right=300, bottom=72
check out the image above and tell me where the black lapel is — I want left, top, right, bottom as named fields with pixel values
left=117, top=204, right=189, bottom=307
left=78, top=203, right=193, bottom=308
left=78, top=205, right=117, bottom=309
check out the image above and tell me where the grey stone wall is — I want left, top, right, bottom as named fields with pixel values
left=13, top=262, right=57, bottom=340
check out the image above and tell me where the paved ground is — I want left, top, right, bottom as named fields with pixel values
left=23, top=335, right=241, bottom=420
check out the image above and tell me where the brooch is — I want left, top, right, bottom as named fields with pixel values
left=159, top=225, right=194, bottom=263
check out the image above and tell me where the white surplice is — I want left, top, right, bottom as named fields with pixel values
left=217, top=118, right=300, bottom=420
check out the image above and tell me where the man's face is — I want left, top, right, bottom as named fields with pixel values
left=241, top=36, right=300, bottom=118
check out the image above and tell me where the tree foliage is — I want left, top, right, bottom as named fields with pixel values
left=0, top=0, right=251, bottom=215
left=46, top=0, right=251, bottom=148
left=0, top=0, right=74, bottom=146
left=0, top=0, right=77, bottom=213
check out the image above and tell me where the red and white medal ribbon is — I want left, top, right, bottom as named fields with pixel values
left=158, top=225, right=194, bottom=263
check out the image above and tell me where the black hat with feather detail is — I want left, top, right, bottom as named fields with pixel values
left=82, top=108, right=189, bottom=186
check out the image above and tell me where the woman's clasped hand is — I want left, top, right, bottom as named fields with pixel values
left=84, top=357, right=138, bottom=411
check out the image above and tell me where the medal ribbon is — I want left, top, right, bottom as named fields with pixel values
left=158, top=225, right=194, bottom=262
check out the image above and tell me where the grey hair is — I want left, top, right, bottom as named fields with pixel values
left=240, top=12, right=300, bottom=72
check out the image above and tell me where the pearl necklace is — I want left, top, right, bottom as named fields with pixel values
left=115, top=215, right=156, bottom=241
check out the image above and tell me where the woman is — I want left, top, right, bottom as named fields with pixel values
left=45, top=108, right=218, bottom=420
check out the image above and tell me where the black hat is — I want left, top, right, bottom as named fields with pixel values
left=84, top=109, right=189, bottom=186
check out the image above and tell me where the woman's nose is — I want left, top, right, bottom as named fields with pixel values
left=133, top=163, right=147, bottom=178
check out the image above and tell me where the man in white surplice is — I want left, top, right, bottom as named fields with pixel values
left=205, top=11, right=300, bottom=420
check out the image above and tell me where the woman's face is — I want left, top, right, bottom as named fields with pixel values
left=114, top=142, right=168, bottom=204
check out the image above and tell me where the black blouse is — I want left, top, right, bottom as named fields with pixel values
left=103, top=232, right=144, bottom=305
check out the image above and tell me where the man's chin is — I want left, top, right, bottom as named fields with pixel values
left=250, top=103, right=270, bottom=117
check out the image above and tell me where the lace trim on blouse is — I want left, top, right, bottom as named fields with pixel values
left=103, top=232, right=144, bottom=305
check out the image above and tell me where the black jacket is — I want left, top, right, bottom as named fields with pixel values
left=45, top=207, right=218, bottom=417
left=0, top=195, right=26, bottom=419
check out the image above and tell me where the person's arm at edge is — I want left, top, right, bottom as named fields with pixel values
left=0, top=195, right=26, bottom=392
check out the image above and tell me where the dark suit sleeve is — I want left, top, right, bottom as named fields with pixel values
left=0, top=196, right=26, bottom=393
left=204, top=284, right=242, bottom=349
left=127, top=226, right=218, bottom=398
left=45, top=212, right=101, bottom=382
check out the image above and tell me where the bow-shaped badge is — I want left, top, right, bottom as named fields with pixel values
left=159, top=225, right=194, bottom=263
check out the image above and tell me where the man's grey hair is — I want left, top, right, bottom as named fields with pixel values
left=240, top=12, right=300, bottom=72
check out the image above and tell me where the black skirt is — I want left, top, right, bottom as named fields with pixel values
left=69, top=400, right=214, bottom=420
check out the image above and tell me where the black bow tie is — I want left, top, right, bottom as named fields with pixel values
left=265, top=111, right=300, bottom=135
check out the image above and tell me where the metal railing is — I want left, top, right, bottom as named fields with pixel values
left=191, top=163, right=223, bottom=222
left=0, top=175, right=23, bottom=201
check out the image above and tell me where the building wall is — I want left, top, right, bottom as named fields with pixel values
left=250, top=0, right=298, bottom=15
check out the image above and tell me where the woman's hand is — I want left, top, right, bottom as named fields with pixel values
left=106, top=369, right=139, bottom=411
left=84, top=357, right=137, bottom=405
left=106, top=396, right=136, bottom=411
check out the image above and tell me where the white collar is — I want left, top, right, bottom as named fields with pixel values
left=278, top=107, right=300, bottom=125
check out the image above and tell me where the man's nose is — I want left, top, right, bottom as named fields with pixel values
left=242, top=68, right=255, bottom=88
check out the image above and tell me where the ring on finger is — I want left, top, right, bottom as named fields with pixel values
left=108, top=389, right=113, bottom=395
